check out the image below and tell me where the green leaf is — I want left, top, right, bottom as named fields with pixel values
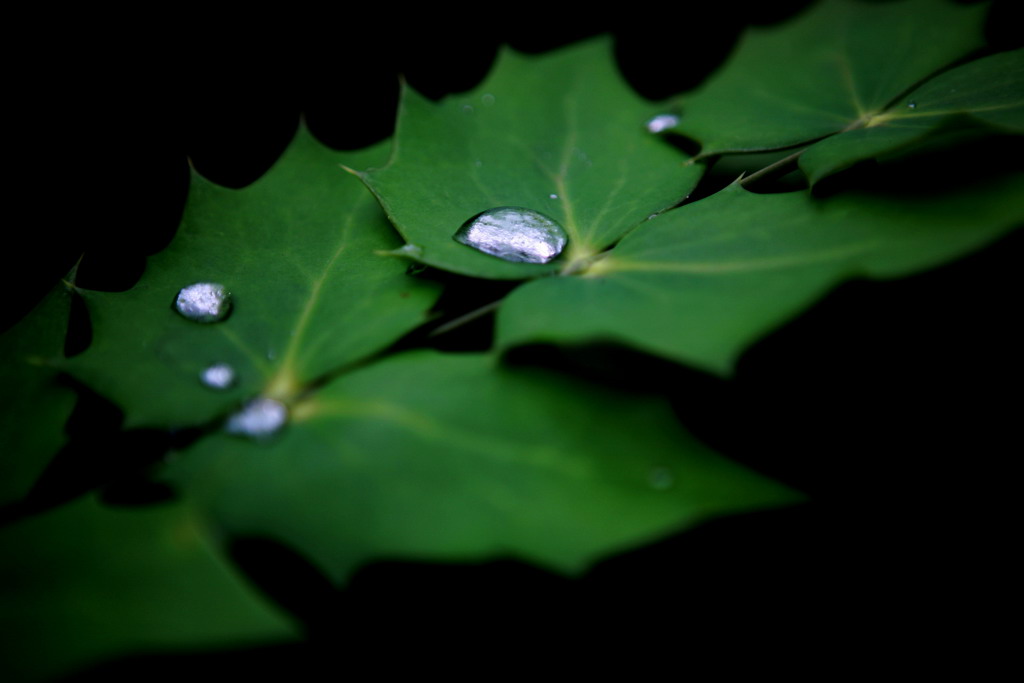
left=497, top=174, right=1024, bottom=375
left=0, top=496, right=295, bottom=682
left=800, top=48, right=1024, bottom=183
left=65, top=127, right=441, bottom=429
left=0, top=282, right=76, bottom=505
left=357, top=37, right=702, bottom=279
left=670, top=0, right=988, bottom=155
left=166, top=350, right=798, bottom=582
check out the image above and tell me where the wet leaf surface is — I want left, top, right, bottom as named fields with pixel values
left=358, top=38, right=703, bottom=279
left=66, top=129, right=441, bottom=429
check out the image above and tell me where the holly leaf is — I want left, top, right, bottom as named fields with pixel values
left=497, top=174, right=1024, bottom=375
left=165, top=351, right=798, bottom=582
left=800, top=48, right=1024, bottom=183
left=65, top=128, right=441, bottom=429
left=356, top=37, right=702, bottom=279
left=0, top=281, right=76, bottom=506
left=668, top=0, right=988, bottom=156
left=0, top=496, right=295, bottom=683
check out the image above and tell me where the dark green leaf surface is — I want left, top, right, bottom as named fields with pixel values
left=801, top=49, right=1024, bottom=182
left=358, top=38, right=702, bottom=279
left=0, top=283, right=76, bottom=505
left=66, top=128, right=440, bottom=429
left=670, top=0, right=988, bottom=155
left=166, top=351, right=798, bottom=582
left=497, top=175, right=1024, bottom=375
left=0, top=496, right=294, bottom=683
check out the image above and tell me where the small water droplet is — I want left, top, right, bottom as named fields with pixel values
left=200, top=362, right=236, bottom=390
left=396, top=243, right=423, bottom=258
left=907, top=101, right=917, bottom=109
left=462, top=104, right=474, bottom=114
left=481, top=93, right=495, bottom=106
left=226, top=398, right=287, bottom=438
left=646, top=113, right=680, bottom=133
left=454, top=207, right=568, bottom=264
left=549, top=193, right=558, bottom=200
left=648, top=466, right=674, bottom=490
left=474, top=159, right=483, bottom=167
left=174, top=283, right=231, bottom=323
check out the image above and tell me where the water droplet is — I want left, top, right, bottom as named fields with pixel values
left=474, top=159, right=483, bottom=167
left=226, top=398, right=287, bottom=438
left=396, top=243, right=423, bottom=258
left=200, top=362, right=236, bottom=390
left=481, top=93, right=495, bottom=106
left=461, top=104, right=474, bottom=114
left=646, top=114, right=679, bottom=133
left=907, top=101, right=917, bottom=109
left=549, top=193, right=559, bottom=200
left=454, top=207, right=568, bottom=264
left=648, top=466, right=674, bottom=490
left=174, top=282, right=231, bottom=323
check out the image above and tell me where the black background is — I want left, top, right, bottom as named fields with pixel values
left=5, top=0, right=1021, bottom=676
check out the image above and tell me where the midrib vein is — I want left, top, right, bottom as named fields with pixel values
left=278, top=213, right=356, bottom=374
left=554, top=98, right=582, bottom=245
left=609, top=242, right=878, bottom=275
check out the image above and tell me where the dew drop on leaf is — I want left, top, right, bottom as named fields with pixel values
left=174, top=283, right=232, bottom=323
left=646, top=114, right=679, bottom=133
left=453, top=207, right=568, bottom=264
left=648, top=466, right=674, bottom=490
left=481, top=93, right=495, bottom=106
left=907, top=101, right=917, bottom=109
left=549, top=193, right=559, bottom=199
left=199, top=362, right=237, bottom=390
left=226, top=398, right=287, bottom=438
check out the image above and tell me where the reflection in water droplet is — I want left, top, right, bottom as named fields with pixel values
left=200, top=362, right=236, bottom=390
left=226, top=398, right=287, bottom=438
left=646, top=114, right=679, bottom=133
left=454, top=207, right=568, bottom=264
left=648, top=466, right=674, bottom=490
left=481, top=93, right=495, bottom=106
left=907, top=101, right=917, bottom=109
left=174, top=283, right=231, bottom=323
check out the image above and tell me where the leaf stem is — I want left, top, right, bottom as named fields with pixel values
left=738, top=148, right=809, bottom=188
left=739, top=117, right=871, bottom=188
left=428, top=299, right=504, bottom=338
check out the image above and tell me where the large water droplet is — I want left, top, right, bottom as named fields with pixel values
left=174, top=282, right=231, bottom=323
left=226, top=398, right=287, bottom=438
left=646, top=114, right=679, bottom=133
left=200, top=362, right=237, bottom=390
left=453, top=207, right=568, bottom=264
